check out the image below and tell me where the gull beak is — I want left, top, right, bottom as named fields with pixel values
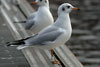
left=31, top=1, right=37, bottom=5
left=72, top=7, right=80, bottom=11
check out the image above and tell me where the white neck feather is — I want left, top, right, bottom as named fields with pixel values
left=54, top=13, right=72, bottom=31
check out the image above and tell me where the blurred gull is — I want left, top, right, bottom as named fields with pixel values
left=15, top=0, right=54, bottom=34
left=7, top=3, right=79, bottom=64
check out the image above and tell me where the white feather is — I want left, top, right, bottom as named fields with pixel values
left=17, top=45, right=28, bottom=50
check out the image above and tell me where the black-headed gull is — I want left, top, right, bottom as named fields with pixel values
left=7, top=3, right=79, bottom=64
left=16, top=0, right=54, bottom=34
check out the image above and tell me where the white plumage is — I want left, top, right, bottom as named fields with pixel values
left=7, top=3, right=79, bottom=50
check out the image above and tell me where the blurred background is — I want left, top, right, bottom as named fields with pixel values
left=0, top=0, right=100, bottom=67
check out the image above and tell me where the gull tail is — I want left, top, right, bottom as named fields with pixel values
left=17, top=45, right=28, bottom=50
left=14, top=21, right=26, bottom=23
left=6, top=35, right=33, bottom=47
left=6, top=35, right=37, bottom=50
left=6, top=39, right=28, bottom=50
left=6, top=39, right=25, bottom=46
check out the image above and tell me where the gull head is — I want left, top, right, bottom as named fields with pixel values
left=31, top=0, right=49, bottom=7
left=58, top=3, right=79, bottom=15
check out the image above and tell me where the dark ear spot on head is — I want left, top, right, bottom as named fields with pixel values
left=45, top=0, right=47, bottom=3
left=40, top=0, right=42, bottom=2
left=62, top=7, right=65, bottom=11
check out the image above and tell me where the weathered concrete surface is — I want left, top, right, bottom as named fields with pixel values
left=0, top=12, right=30, bottom=67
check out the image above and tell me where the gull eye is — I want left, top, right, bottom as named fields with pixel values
left=67, top=6, right=70, bottom=8
left=40, top=0, right=42, bottom=1
left=62, top=7, right=65, bottom=11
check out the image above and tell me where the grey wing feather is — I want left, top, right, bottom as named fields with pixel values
left=39, top=25, right=58, bottom=34
left=27, top=12, right=36, bottom=20
left=25, top=12, right=36, bottom=29
left=26, top=29, right=63, bottom=45
left=25, top=19, right=35, bottom=29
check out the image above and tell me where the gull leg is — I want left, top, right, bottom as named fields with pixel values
left=50, top=49, right=60, bottom=64
left=51, top=49, right=54, bottom=61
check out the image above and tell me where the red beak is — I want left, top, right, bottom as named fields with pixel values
left=31, top=2, right=37, bottom=5
left=72, top=7, right=80, bottom=10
